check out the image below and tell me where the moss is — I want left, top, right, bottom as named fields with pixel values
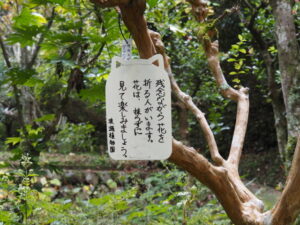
left=284, top=136, right=298, bottom=172
left=287, top=86, right=300, bottom=134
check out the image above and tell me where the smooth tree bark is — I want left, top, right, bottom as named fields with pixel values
left=91, top=0, right=300, bottom=224
left=270, top=0, right=300, bottom=159
left=242, top=1, right=288, bottom=164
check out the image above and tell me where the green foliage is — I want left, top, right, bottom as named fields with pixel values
left=0, top=157, right=230, bottom=225
left=48, top=122, right=95, bottom=153
left=226, top=33, right=250, bottom=86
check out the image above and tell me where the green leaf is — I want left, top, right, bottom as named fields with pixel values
left=89, top=196, right=110, bottom=206
left=79, top=84, right=105, bottom=103
left=30, top=0, right=66, bottom=5
left=231, top=44, right=239, bottom=50
left=35, top=114, right=55, bottom=123
left=148, top=0, right=159, bottom=8
left=13, top=8, right=47, bottom=29
left=227, top=58, right=236, bottom=62
left=5, top=137, right=23, bottom=146
left=7, top=26, right=43, bottom=47
left=5, top=68, right=36, bottom=85
left=234, top=61, right=243, bottom=70
left=229, top=71, right=237, bottom=75
left=239, top=49, right=246, bottom=54
left=0, top=211, right=17, bottom=223
left=238, top=34, right=244, bottom=41
left=232, top=78, right=241, bottom=83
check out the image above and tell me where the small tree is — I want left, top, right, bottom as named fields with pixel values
left=91, top=0, right=300, bottom=224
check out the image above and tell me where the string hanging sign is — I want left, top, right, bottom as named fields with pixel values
left=106, top=54, right=172, bottom=160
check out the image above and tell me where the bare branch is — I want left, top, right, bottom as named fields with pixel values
left=226, top=91, right=249, bottom=166
left=202, top=38, right=250, bottom=167
left=271, top=136, right=300, bottom=224
left=150, top=30, right=224, bottom=165
left=206, top=41, right=249, bottom=167
left=187, top=0, right=250, bottom=167
left=204, top=40, right=241, bottom=101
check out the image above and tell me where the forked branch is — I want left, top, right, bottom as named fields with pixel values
left=91, top=1, right=300, bottom=224
left=190, top=1, right=250, bottom=167
left=149, top=30, right=224, bottom=166
left=89, top=1, right=271, bottom=224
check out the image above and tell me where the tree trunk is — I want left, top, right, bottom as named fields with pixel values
left=270, top=0, right=300, bottom=160
left=245, top=5, right=288, bottom=163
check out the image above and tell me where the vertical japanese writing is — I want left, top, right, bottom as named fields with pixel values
left=133, top=80, right=141, bottom=100
left=143, top=79, right=154, bottom=143
left=156, top=79, right=167, bottom=143
left=108, top=118, right=115, bottom=153
left=118, top=81, right=128, bottom=157
left=107, top=56, right=173, bottom=160
left=133, top=108, right=143, bottom=136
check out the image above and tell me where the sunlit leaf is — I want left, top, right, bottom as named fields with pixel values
left=5, top=137, right=23, bottom=146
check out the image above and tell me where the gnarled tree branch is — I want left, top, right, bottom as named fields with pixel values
left=195, top=16, right=250, bottom=167
left=149, top=30, right=224, bottom=166
left=90, top=1, right=300, bottom=224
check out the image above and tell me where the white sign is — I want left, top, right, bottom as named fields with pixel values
left=106, top=54, right=172, bottom=160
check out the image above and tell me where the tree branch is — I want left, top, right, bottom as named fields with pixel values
left=119, top=1, right=156, bottom=59
left=197, top=24, right=250, bottom=168
left=149, top=30, right=224, bottom=165
left=203, top=40, right=250, bottom=167
left=91, top=2, right=267, bottom=224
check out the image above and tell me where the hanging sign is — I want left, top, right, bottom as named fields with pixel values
left=106, top=54, right=172, bottom=160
